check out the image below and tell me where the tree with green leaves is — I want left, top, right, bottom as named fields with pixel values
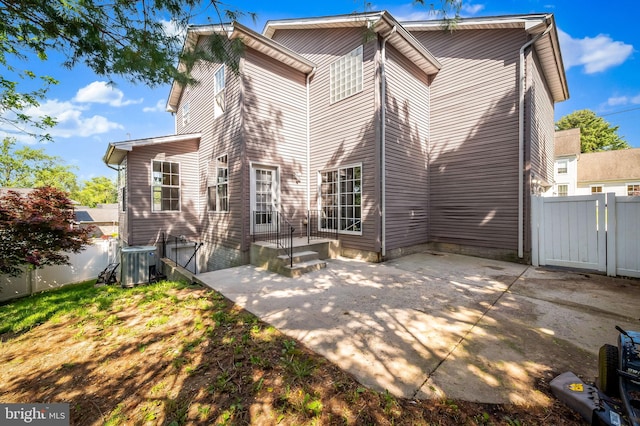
left=0, top=137, right=78, bottom=193
left=556, top=109, right=630, bottom=153
left=0, top=186, right=92, bottom=276
left=75, top=177, right=117, bottom=207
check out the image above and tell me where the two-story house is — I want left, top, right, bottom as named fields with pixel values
left=548, top=128, right=640, bottom=197
left=103, top=11, right=568, bottom=272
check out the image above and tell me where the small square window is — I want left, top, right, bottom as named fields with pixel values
left=557, top=160, right=568, bottom=174
left=627, top=183, right=640, bottom=196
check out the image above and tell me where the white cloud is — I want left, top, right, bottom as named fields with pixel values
left=461, top=3, right=485, bottom=15
left=9, top=99, right=123, bottom=139
left=558, top=29, right=634, bottom=74
left=161, top=19, right=187, bottom=39
left=606, top=94, right=640, bottom=107
left=74, top=81, right=143, bottom=107
left=143, top=99, right=167, bottom=113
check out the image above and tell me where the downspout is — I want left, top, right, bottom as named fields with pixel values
left=306, top=67, right=317, bottom=213
left=517, top=21, right=553, bottom=258
left=380, top=26, right=396, bottom=259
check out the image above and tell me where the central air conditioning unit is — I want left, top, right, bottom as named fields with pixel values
left=120, top=245, right=157, bottom=286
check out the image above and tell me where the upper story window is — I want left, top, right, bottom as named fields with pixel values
left=557, top=160, right=568, bottom=174
left=208, top=155, right=229, bottom=212
left=182, top=102, right=191, bottom=126
left=214, top=66, right=225, bottom=118
left=591, top=185, right=603, bottom=194
left=628, top=183, right=640, bottom=196
left=330, top=45, right=363, bottom=104
left=152, top=161, right=180, bottom=211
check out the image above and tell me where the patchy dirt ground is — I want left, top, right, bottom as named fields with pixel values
left=0, top=281, right=585, bottom=425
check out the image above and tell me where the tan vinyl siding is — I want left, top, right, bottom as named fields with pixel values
left=527, top=52, right=555, bottom=185
left=181, top=36, right=245, bottom=259
left=384, top=46, right=430, bottom=251
left=241, top=48, right=309, bottom=243
left=126, top=140, right=199, bottom=246
left=414, top=29, right=526, bottom=251
left=273, top=28, right=380, bottom=253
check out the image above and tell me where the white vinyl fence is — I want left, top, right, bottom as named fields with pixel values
left=531, top=193, right=640, bottom=278
left=0, top=239, right=119, bottom=302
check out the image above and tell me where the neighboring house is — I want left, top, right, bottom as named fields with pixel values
left=74, top=204, right=119, bottom=238
left=548, top=128, right=640, bottom=197
left=103, top=11, right=568, bottom=270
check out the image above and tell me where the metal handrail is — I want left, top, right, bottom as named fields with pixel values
left=306, top=209, right=339, bottom=243
left=252, top=210, right=295, bottom=268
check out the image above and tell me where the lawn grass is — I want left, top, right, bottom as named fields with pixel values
left=0, top=279, right=584, bottom=425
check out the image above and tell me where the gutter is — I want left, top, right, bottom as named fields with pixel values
left=380, top=26, right=397, bottom=258
left=518, top=20, right=553, bottom=258
left=306, top=67, right=317, bottom=212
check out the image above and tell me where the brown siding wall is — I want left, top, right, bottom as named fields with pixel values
left=413, top=29, right=526, bottom=252
left=241, top=48, right=308, bottom=246
left=384, top=46, right=430, bottom=251
left=273, top=28, right=380, bottom=254
left=127, top=140, right=200, bottom=246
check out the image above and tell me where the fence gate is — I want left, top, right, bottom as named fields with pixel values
left=531, top=194, right=606, bottom=273
left=532, top=193, right=640, bottom=278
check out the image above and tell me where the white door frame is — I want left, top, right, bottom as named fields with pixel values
left=250, top=162, right=280, bottom=235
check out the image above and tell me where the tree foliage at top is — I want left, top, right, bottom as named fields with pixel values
left=75, top=177, right=117, bottom=207
left=0, top=186, right=92, bottom=276
left=556, top=109, right=630, bottom=153
left=0, top=0, right=253, bottom=139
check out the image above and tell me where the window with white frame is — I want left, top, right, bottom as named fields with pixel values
left=118, top=158, right=127, bottom=212
left=182, top=102, right=191, bottom=126
left=320, top=165, right=361, bottom=233
left=557, top=184, right=568, bottom=197
left=591, top=185, right=603, bottom=194
left=208, top=155, right=228, bottom=211
left=557, top=160, right=568, bottom=174
left=628, top=183, right=640, bottom=196
left=152, top=161, right=180, bottom=211
left=214, top=66, right=225, bottom=118
left=330, top=46, right=363, bottom=104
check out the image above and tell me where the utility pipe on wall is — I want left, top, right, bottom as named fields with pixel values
left=517, top=21, right=553, bottom=258
left=306, top=68, right=317, bottom=213
left=380, top=26, right=396, bottom=258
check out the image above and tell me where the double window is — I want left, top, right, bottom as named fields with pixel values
left=628, top=183, right=640, bottom=196
left=208, top=155, right=229, bottom=212
left=214, top=66, right=225, bottom=118
left=320, top=165, right=362, bottom=233
left=330, top=46, right=363, bottom=104
left=152, top=161, right=180, bottom=211
left=591, top=185, right=603, bottom=194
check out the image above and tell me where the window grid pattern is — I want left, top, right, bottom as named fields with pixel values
left=557, top=160, right=567, bottom=174
left=591, top=186, right=603, bottom=194
left=320, top=165, right=361, bottom=233
left=214, top=66, right=225, bottom=117
left=628, top=184, right=640, bottom=196
left=208, top=155, right=228, bottom=211
left=182, top=102, right=190, bottom=126
left=118, top=158, right=127, bottom=212
left=557, top=184, right=568, bottom=197
left=330, top=46, right=363, bottom=104
left=255, top=169, right=274, bottom=225
left=152, top=161, right=180, bottom=211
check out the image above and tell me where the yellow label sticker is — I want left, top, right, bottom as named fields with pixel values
left=568, top=383, right=584, bottom=392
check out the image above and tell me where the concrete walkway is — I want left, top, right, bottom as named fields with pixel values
left=195, top=251, right=640, bottom=404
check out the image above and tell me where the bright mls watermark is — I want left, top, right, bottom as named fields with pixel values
left=1, top=404, right=69, bottom=425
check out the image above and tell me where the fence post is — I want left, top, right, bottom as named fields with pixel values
left=606, top=193, right=617, bottom=277
left=531, top=195, right=540, bottom=267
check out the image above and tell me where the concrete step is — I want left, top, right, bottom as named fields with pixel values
left=281, top=259, right=327, bottom=278
left=277, top=250, right=319, bottom=264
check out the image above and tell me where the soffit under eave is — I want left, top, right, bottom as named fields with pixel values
left=103, top=133, right=202, bottom=165
left=373, top=15, right=441, bottom=76
left=530, top=23, right=569, bottom=102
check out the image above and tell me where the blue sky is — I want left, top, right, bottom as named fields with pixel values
left=2, top=0, right=638, bottom=182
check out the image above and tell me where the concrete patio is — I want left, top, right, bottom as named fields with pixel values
left=195, top=250, right=640, bottom=405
